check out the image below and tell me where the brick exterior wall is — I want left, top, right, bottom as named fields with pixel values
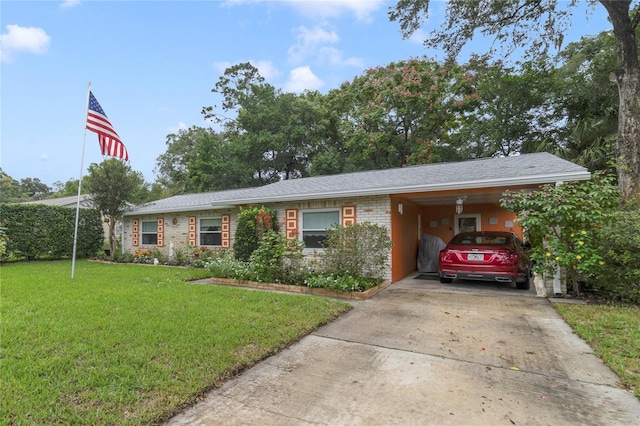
left=123, top=209, right=235, bottom=256
left=123, top=195, right=393, bottom=280
left=262, top=195, right=392, bottom=281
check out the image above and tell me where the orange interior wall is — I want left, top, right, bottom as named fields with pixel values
left=390, top=192, right=525, bottom=283
left=419, top=204, right=522, bottom=244
left=390, top=197, right=420, bottom=282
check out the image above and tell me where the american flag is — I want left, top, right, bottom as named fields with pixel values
left=86, top=91, right=129, bottom=161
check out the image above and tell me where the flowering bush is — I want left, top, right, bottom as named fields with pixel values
left=133, top=249, right=154, bottom=264
left=205, top=250, right=250, bottom=279
left=233, top=206, right=279, bottom=262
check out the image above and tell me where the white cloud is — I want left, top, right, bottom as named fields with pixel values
left=408, top=28, right=429, bottom=45
left=288, top=25, right=339, bottom=63
left=40, top=153, right=49, bottom=161
left=283, top=66, right=323, bottom=93
left=60, top=0, right=81, bottom=8
left=1, top=24, right=51, bottom=63
left=221, top=0, right=382, bottom=21
left=287, top=0, right=383, bottom=22
left=288, top=25, right=363, bottom=69
left=251, top=60, right=280, bottom=80
left=317, top=46, right=364, bottom=67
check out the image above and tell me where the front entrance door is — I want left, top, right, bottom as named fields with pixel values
left=454, top=214, right=481, bottom=234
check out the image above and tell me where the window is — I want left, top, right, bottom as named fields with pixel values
left=454, top=214, right=481, bottom=234
left=141, top=220, right=158, bottom=245
left=200, top=218, right=222, bottom=246
left=302, top=211, right=339, bottom=249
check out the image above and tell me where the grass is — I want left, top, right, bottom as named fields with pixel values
left=554, top=302, right=640, bottom=399
left=1, top=260, right=351, bottom=425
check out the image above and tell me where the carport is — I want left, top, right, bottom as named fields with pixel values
left=386, top=160, right=589, bottom=284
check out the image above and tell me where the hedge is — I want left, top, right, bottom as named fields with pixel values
left=0, top=203, right=104, bottom=261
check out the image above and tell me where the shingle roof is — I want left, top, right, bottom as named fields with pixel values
left=124, top=153, right=590, bottom=215
left=22, top=194, right=93, bottom=208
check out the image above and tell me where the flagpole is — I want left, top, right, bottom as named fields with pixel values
left=71, top=82, right=92, bottom=279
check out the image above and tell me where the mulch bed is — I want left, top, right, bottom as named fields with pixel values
left=207, top=277, right=391, bottom=300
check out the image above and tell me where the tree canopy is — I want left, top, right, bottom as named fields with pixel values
left=389, top=0, right=639, bottom=202
left=84, top=158, right=146, bottom=259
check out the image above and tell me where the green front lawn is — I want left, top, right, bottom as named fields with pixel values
left=554, top=303, right=640, bottom=399
left=1, top=260, right=351, bottom=424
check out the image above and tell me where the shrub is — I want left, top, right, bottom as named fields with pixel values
left=0, top=203, right=103, bottom=261
left=173, top=247, right=189, bottom=265
left=248, top=230, right=286, bottom=283
left=152, top=248, right=168, bottom=265
left=0, top=226, right=7, bottom=259
left=233, top=206, right=279, bottom=262
left=281, top=239, right=310, bottom=284
left=319, top=222, right=392, bottom=280
left=188, top=246, right=217, bottom=268
left=206, top=250, right=247, bottom=279
left=501, top=173, right=620, bottom=294
left=305, top=274, right=379, bottom=292
left=592, top=206, right=640, bottom=304
left=115, top=252, right=135, bottom=263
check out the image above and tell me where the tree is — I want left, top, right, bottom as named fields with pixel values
left=390, top=0, right=640, bottom=203
left=203, top=63, right=330, bottom=183
left=331, top=57, right=482, bottom=169
left=153, top=126, right=205, bottom=195
left=187, top=130, right=256, bottom=192
left=19, top=177, right=51, bottom=200
left=501, top=173, right=620, bottom=296
left=449, top=59, right=560, bottom=159
left=548, top=30, right=621, bottom=171
left=83, top=159, right=146, bottom=259
left=0, top=169, right=24, bottom=203
left=52, top=178, right=83, bottom=197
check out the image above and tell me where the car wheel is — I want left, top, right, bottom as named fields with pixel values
left=440, top=277, right=453, bottom=284
left=516, top=276, right=530, bottom=290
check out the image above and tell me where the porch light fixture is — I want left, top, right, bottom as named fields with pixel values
left=456, top=197, right=464, bottom=214
left=398, top=202, right=404, bottom=215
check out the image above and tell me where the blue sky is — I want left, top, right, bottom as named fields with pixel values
left=1, top=0, right=611, bottom=188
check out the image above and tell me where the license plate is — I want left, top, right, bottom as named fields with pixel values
left=468, top=253, right=484, bottom=261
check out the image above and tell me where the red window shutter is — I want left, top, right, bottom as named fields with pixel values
left=132, top=219, right=139, bottom=246
left=221, top=215, right=230, bottom=248
left=285, top=209, right=298, bottom=239
left=342, top=206, right=356, bottom=226
left=188, top=216, right=197, bottom=246
left=157, top=218, right=164, bottom=247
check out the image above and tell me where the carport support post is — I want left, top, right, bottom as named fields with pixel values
left=552, top=181, right=564, bottom=295
left=552, top=264, right=562, bottom=296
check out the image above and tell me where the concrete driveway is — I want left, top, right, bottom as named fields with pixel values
left=168, top=276, right=640, bottom=425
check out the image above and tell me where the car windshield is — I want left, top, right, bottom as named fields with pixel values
left=452, top=235, right=509, bottom=245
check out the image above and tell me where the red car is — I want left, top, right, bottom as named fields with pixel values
left=438, top=231, right=532, bottom=290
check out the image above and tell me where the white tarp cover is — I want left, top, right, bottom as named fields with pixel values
left=417, top=234, right=447, bottom=273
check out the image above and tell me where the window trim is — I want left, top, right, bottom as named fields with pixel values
left=300, top=209, right=341, bottom=249
left=199, top=217, right=223, bottom=247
